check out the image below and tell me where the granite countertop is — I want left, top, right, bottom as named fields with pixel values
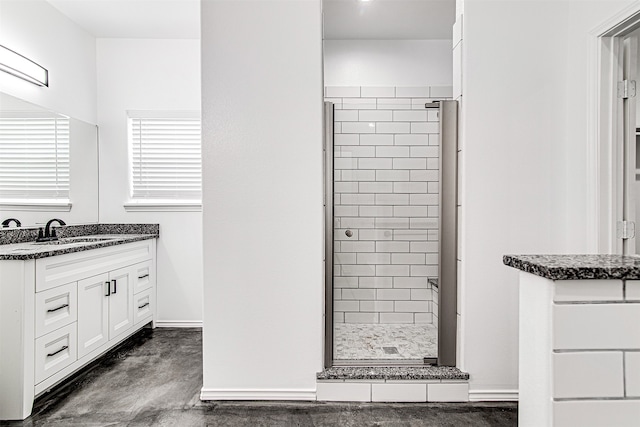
left=317, top=366, right=469, bottom=381
left=0, top=224, right=159, bottom=260
left=503, top=254, right=640, bottom=280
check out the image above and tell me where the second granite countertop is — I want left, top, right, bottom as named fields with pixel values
left=503, top=254, right=640, bottom=280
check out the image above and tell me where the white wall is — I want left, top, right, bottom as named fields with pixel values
left=201, top=0, right=323, bottom=398
left=0, top=0, right=96, bottom=124
left=324, top=40, right=452, bottom=87
left=96, top=39, right=203, bottom=325
left=458, top=0, right=635, bottom=399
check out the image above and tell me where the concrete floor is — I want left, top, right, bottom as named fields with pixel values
left=2, top=328, right=517, bottom=426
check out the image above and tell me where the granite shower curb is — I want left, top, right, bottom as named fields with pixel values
left=317, top=366, right=469, bottom=381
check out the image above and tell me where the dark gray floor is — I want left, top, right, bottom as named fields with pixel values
left=2, top=328, right=517, bottom=426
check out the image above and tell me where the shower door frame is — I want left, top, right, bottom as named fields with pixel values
left=324, top=101, right=335, bottom=368
left=323, top=100, right=458, bottom=368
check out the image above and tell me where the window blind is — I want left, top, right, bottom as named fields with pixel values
left=0, top=116, right=70, bottom=201
left=129, top=117, right=202, bottom=201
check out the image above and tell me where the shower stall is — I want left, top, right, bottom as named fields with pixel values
left=324, top=89, right=458, bottom=367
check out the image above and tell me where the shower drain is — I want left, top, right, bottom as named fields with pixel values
left=382, top=346, right=399, bottom=355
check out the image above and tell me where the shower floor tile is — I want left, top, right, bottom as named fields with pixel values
left=334, top=323, right=437, bottom=360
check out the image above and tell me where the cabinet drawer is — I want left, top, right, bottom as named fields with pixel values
left=132, top=261, right=153, bottom=294
left=35, top=323, right=77, bottom=384
left=35, top=282, right=77, bottom=338
left=36, top=239, right=153, bottom=292
left=134, top=288, right=153, bottom=325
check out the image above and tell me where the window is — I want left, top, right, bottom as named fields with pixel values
left=0, top=114, right=70, bottom=208
left=126, top=112, right=201, bottom=211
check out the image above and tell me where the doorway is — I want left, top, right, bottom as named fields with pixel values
left=593, top=9, right=640, bottom=255
left=323, top=96, right=458, bottom=368
left=321, top=0, right=458, bottom=369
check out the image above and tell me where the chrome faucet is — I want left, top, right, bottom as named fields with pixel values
left=1, top=218, right=21, bottom=228
left=37, top=218, right=66, bottom=242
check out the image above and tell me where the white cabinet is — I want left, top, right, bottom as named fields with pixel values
left=77, top=263, right=142, bottom=358
left=134, top=288, right=153, bottom=325
left=132, top=260, right=153, bottom=294
left=77, top=273, right=109, bottom=358
left=107, top=266, right=134, bottom=340
left=34, top=323, right=77, bottom=384
left=35, top=282, right=77, bottom=338
left=0, top=238, right=156, bottom=421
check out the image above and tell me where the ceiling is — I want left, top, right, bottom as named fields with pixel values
left=45, top=0, right=454, bottom=41
left=323, top=0, right=455, bottom=40
left=46, top=0, right=200, bottom=39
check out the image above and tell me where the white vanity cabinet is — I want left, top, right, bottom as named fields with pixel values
left=0, top=238, right=157, bottom=421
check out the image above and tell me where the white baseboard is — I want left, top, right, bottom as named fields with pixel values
left=155, top=320, right=202, bottom=328
left=468, top=389, right=519, bottom=402
left=200, top=388, right=317, bottom=401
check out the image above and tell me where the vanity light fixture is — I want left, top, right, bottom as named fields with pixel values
left=0, top=45, right=48, bottom=87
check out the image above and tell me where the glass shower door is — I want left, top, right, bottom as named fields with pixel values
left=330, top=94, right=441, bottom=363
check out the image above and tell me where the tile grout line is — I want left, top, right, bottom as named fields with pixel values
left=553, top=349, right=640, bottom=353
left=554, top=397, right=640, bottom=402
left=554, top=300, right=637, bottom=305
left=623, top=350, right=627, bottom=398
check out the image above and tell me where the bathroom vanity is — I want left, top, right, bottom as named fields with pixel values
left=0, top=224, right=159, bottom=420
left=504, top=254, right=640, bottom=427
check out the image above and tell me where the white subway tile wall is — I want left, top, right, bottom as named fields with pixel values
left=327, top=86, right=451, bottom=325
left=316, top=379, right=469, bottom=403
left=548, top=281, right=640, bottom=426
left=553, top=352, right=624, bottom=398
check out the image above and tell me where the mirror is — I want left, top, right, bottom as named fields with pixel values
left=0, top=92, right=99, bottom=228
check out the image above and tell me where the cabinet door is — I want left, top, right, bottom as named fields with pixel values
left=77, top=273, right=109, bottom=358
left=108, top=266, right=134, bottom=340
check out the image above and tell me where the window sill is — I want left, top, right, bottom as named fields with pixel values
left=0, top=200, right=72, bottom=212
left=123, top=201, right=202, bottom=212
